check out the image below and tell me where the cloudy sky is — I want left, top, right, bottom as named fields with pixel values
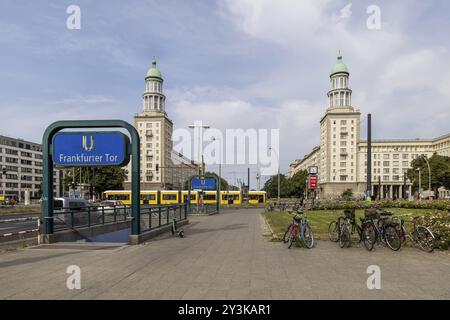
left=0, top=0, right=449, bottom=186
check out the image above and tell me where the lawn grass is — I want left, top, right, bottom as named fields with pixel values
left=263, top=208, right=447, bottom=240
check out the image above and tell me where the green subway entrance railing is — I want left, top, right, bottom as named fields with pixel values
left=140, top=204, right=187, bottom=232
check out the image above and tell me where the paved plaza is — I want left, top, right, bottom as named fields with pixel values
left=0, top=208, right=449, bottom=300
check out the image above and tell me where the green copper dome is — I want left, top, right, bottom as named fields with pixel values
left=146, top=58, right=162, bottom=79
left=331, top=55, right=349, bottom=76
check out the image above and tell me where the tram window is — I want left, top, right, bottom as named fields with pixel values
left=141, top=194, right=156, bottom=200
left=203, top=194, right=216, bottom=200
left=163, top=194, right=177, bottom=200
left=108, top=194, right=130, bottom=201
left=184, top=194, right=196, bottom=201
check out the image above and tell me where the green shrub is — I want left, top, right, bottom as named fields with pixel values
left=310, top=200, right=450, bottom=211
left=415, top=212, right=450, bottom=250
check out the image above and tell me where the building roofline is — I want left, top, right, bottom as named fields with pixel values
left=359, top=133, right=450, bottom=144
left=290, top=146, right=320, bottom=167
left=0, top=134, right=42, bottom=146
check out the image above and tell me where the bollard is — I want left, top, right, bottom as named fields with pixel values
left=37, top=218, right=41, bottom=245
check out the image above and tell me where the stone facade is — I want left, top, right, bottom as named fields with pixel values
left=289, top=56, right=450, bottom=199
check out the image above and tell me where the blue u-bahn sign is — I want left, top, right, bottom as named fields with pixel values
left=52, top=132, right=129, bottom=166
left=191, top=178, right=216, bottom=190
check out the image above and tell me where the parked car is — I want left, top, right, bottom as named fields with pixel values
left=98, top=200, right=131, bottom=218
left=53, top=197, right=100, bottom=227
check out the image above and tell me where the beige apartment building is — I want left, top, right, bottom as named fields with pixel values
left=0, top=135, right=62, bottom=202
left=124, top=59, right=198, bottom=190
left=289, top=55, right=450, bottom=199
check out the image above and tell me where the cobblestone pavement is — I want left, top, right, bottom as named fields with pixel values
left=0, top=208, right=449, bottom=299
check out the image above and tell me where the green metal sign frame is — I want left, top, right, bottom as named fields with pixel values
left=41, top=120, right=140, bottom=236
left=187, top=174, right=220, bottom=214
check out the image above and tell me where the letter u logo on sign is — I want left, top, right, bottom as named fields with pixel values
left=82, top=136, right=94, bottom=152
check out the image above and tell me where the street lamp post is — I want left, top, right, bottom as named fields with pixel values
left=419, top=154, right=432, bottom=199
left=269, top=147, right=280, bottom=204
left=211, top=137, right=222, bottom=198
left=188, top=121, right=210, bottom=175
left=416, top=168, right=422, bottom=200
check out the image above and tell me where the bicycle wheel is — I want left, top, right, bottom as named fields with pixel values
left=384, top=225, right=401, bottom=251
left=416, top=226, right=435, bottom=253
left=302, top=223, right=314, bottom=249
left=328, top=220, right=340, bottom=242
left=399, top=225, right=407, bottom=244
left=362, top=222, right=376, bottom=251
left=287, top=230, right=297, bottom=249
left=282, top=224, right=293, bottom=244
left=339, top=224, right=351, bottom=248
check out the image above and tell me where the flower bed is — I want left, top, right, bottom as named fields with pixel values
left=415, top=212, right=450, bottom=250
left=310, top=200, right=450, bottom=211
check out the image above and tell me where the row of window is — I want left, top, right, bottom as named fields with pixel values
left=365, top=153, right=419, bottom=160
left=1, top=157, right=42, bottom=166
left=3, top=175, right=43, bottom=181
left=364, top=161, right=411, bottom=167
left=0, top=139, right=42, bottom=152
left=364, top=175, right=403, bottom=182
left=4, top=181, right=56, bottom=189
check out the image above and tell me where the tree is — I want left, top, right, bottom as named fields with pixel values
left=341, top=189, right=354, bottom=201
left=63, top=166, right=127, bottom=198
left=407, top=154, right=450, bottom=198
left=286, top=170, right=308, bottom=198
left=262, top=174, right=289, bottom=199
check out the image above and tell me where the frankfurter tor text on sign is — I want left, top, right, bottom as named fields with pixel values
left=52, top=132, right=129, bottom=166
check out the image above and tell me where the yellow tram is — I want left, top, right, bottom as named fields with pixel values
left=103, top=190, right=266, bottom=206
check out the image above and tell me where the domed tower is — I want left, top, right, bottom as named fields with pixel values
left=318, top=53, right=361, bottom=198
left=126, top=58, right=174, bottom=190
left=142, top=58, right=166, bottom=113
left=327, top=54, right=352, bottom=109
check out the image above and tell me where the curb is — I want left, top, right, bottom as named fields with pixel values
left=260, top=212, right=278, bottom=239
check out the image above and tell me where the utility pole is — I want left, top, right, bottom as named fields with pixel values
left=256, top=172, right=260, bottom=191
left=211, top=136, right=222, bottom=201
left=247, top=167, right=250, bottom=206
left=269, top=146, right=280, bottom=204
left=367, top=113, right=372, bottom=200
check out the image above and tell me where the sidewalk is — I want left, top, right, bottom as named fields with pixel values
left=0, top=208, right=449, bottom=299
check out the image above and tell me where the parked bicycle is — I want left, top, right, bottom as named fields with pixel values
left=328, top=210, right=347, bottom=243
left=338, top=209, right=363, bottom=248
left=360, top=208, right=402, bottom=251
left=276, top=202, right=287, bottom=212
left=282, top=207, right=314, bottom=249
left=265, top=203, right=275, bottom=212
left=393, top=214, right=435, bottom=252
